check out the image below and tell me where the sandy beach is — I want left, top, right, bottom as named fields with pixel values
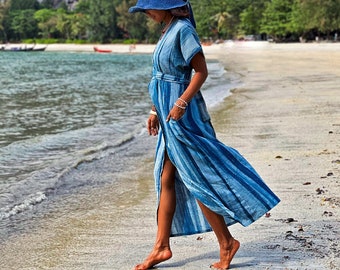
left=45, top=43, right=157, bottom=54
left=0, top=42, right=339, bottom=269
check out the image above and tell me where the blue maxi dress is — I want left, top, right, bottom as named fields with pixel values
left=149, top=18, right=280, bottom=237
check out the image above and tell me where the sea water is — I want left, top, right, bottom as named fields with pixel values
left=0, top=51, right=234, bottom=242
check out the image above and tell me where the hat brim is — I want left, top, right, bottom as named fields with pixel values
left=128, top=1, right=188, bottom=13
left=128, top=6, right=146, bottom=13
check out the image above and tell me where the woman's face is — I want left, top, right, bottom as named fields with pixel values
left=145, top=10, right=168, bottom=23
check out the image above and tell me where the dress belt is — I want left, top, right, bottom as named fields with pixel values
left=153, top=72, right=190, bottom=84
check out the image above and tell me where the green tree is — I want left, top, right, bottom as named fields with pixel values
left=191, top=0, right=229, bottom=39
left=80, top=0, right=118, bottom=43
left=116, top=0, right=148, bottom=41
left=292, top=0, right=340, bottom=39
left=260, top=0, right=295, bottom=41
left=34, top=8, right=59, bottom=38
left=239, top=0, right=270, bottom=37
left=55, top=9, right=73, bottom=39
left=0, top=1, right=10, bottom=41
left=53, top=8, right=88, bottom=40
left=1, top=0, right=339, bottom=43
left=0, top=2, right=7, bottom=31
left=10, top=9, right=38, bottom=40
left=75, top=0, right=90, bottom=14
left=70, top=12, right=89, bottom=40
left=223, top=0, right=252, bottom=38
left=9, top=0, right=40, bottom=11
left=40, top=0, right=54, bottom=9
left=192, top=0, right=253, bottom=40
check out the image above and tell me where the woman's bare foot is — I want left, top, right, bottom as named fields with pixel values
left=210, top=238, right=240, bottom=270
left=134, top=246, right=172, bottom=270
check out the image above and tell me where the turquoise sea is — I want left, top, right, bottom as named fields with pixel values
left=0, top=51, right=233, bottom=242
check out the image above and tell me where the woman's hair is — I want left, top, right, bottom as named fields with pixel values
left=170, top=5, right=190, bottom=18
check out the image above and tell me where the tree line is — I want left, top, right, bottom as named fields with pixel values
left=1, top=0, right=339, bottom=44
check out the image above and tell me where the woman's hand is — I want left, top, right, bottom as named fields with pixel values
left=166, top=105, right=186, bottom=122
left=147, top=115, right=159, bottom=136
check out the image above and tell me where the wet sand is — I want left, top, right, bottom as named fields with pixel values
left=0, top=42, right=339, bottom=269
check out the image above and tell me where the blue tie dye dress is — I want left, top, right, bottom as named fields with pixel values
left=149, top=18, right=280, bottom=237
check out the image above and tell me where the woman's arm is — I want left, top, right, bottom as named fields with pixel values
left=166, top=52, right=208, bottom=121
left=180, top=52, right=208, bottom=102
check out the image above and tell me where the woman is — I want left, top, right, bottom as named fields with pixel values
left=129, top=1, right=280, bottom=269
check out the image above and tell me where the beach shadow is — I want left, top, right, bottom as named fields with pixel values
left=155, top=250, right=255, bottom=269
left=150, top=235, right=313, bottom=269
left=143, top=217, right=339, bottom=269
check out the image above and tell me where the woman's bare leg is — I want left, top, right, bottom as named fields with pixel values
left=135, top=153, right=176, bottom=270
left=197, top=201, right=240, bottom=270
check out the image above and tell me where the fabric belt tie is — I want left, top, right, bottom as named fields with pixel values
left=153, top=72, right=190, bottom=84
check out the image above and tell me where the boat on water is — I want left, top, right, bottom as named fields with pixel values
left=93, top=46, right=112, bottom=53
left=0, top=45, right=47, bottom=52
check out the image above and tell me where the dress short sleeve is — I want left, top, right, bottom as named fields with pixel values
left=179, top=20, right=203, bottom=65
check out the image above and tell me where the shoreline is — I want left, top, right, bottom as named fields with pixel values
left=3, top=41, right=340, bottom=54
left=0, top=42, right=339, bottom=269
left=46, top=43, right=157, bottom=54
left=1, top=43, right=157, bottom=54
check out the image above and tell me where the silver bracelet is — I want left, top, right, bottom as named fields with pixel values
left=149, top=110, right=157, bottom=116
left=177, top=98, right=188, bottom=107
left=174, top=102, right=186, bottom=110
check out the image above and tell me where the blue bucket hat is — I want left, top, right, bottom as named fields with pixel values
left=128, top=0, right=188, bottom=13
left=129, top=0, right=196, bottom=28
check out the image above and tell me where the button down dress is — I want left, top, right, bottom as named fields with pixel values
left=149, top=18, right=280, bottom=236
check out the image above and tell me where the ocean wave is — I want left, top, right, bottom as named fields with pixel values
left=0, top=192, right=47, bottom=220
left=0, top=123, right=146, bottom=221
